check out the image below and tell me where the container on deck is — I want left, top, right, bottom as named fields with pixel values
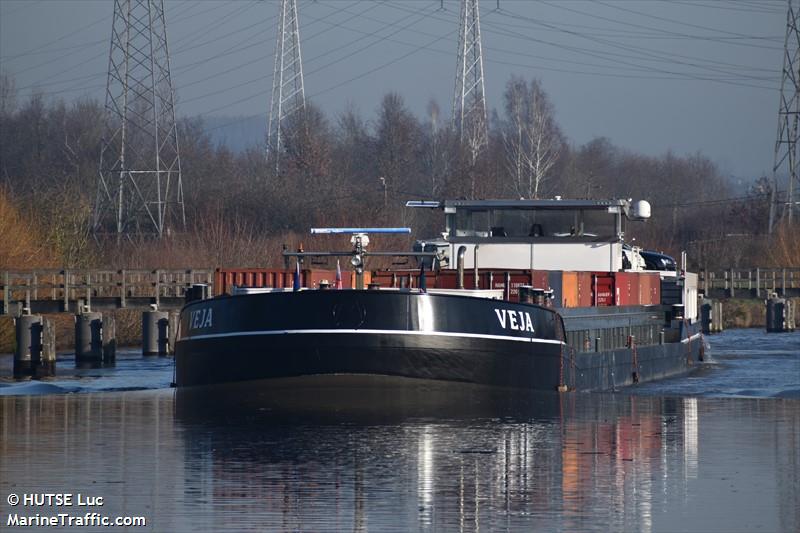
left=615, top=272, right=642, bottom=306
left=577, top=272, right=593, bottom=307
left=562, top=272, right=579, bottom=307
left=592, top=273, right=615, bottom=306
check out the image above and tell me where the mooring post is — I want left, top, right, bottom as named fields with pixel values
left=766, top=295, right=787, bottom=333
left=142, top=307, right=169, bottom=356
left=75, top=310, right=103, bottom=365
left=700, top=299, right=712, bottom=335
left=13, top=312, right=41, bottom=378
left=729, top=268, right=735, bottom=298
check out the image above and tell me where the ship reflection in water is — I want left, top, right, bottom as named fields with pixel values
left=1, top=380, right=798, bottom=532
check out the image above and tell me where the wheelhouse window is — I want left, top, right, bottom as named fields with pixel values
left=452, top=208, right=618, bottom=239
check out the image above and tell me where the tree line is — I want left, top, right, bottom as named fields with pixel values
left=0, top=72, right=796, bottom=270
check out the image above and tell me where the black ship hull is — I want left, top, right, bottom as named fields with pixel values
left=175, top=290, right=703, bottom=391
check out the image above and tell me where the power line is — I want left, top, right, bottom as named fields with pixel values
left=385, top=1, right=778, bottom=87
left=183, top=2, right=438, bottom=110
left=595, top=0, right=783, bottom=44
left=479, top=16, right=776, bottom=90
left=0, top=11, right=111, bottom=61
left=492, top=8, right=778, bottom=85
left=171, top=1, right=260, bottom=55
left=661, top=190, right=785, bottom=209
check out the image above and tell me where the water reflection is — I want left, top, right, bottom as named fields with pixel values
left=1, top=378, right=798, bottom=532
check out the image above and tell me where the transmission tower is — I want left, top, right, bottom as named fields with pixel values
left=267, top=0, right=306, bottom=172
left=771, top=0, right=800, bottom=230
left=95, top=0, right=184, bottom=240
left=452, top=0, right=488, bottom=164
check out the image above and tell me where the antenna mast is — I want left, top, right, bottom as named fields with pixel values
left=95, top=0, right=184, bottom=240
left=452, top=0, right=488, bottom=165
left=771, top=0, right=800, bottom=230
left=267, top=0, right=306, bottom=173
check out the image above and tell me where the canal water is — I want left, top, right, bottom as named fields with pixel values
left=0, top=329, right=798, bottom=532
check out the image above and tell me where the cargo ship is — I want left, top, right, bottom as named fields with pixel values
left=175, top=198, right=703, bottom=391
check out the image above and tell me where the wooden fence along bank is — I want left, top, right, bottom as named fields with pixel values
left=1, top=269, right=215, bottom=316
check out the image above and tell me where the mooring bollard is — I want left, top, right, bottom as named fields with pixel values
left=765, top=294, right=793, bottom=333
left=142, top=309, right=169, bottom=356
left=700, top=299, right=712, bottom=335
left=519, top=285, right=534, bottom=304
left=14, top=313, right=41, bottom=378
left=102, top=315, right=116, bottom=364
left=75, top=311, right=103, bottom=365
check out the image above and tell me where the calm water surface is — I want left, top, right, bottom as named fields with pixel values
left=0, top=330, right=798, bottom=532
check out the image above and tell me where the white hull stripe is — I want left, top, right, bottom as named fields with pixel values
left=681, top=332, right=703, bottom=344
left=180, top=329, right=566, bottom=345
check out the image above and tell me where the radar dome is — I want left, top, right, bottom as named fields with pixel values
left=632, top=200, right=651, bottom=220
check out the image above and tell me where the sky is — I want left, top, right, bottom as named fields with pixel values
left=0, top=0, right=788, bottom=182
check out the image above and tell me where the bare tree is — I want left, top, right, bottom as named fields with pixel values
left=501, top=76, right=562, bottom=199
left=375, top=93, right=422, bottom=203
left=0, top=71, right=16, bottom=118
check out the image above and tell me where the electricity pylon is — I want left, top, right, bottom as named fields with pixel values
left=95, top=0, right=184, bottom=240
left=267, top=0, right=306, bottom=173
left=452, top=0, right=488, bottom=165
left=771, top=0, right=800, bottom=231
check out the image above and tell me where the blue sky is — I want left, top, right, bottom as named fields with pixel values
left=0, top=0, right=787, bottom=181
